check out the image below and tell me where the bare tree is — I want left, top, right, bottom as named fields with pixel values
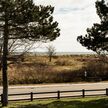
left=46, top=44, right=56, bottom=62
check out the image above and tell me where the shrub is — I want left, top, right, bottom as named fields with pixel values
left=84, top=61, right=108, bottom=81
left=55, top=59, right=72, bottom=66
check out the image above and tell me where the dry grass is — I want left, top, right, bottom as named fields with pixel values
left=0, top=54, right=108, bottom=85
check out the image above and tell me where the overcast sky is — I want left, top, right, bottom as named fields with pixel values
left=34, top=0, right=100, bottom=52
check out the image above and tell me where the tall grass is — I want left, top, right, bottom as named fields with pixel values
left=0, top=55, right=107, bottom=85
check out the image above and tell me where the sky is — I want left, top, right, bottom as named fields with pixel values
left=34, top=0, right=100, bottom=52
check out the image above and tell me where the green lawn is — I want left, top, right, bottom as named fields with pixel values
left=1, top=97, right=108, bottom=108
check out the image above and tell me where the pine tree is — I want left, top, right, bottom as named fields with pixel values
left=0, top=0, right=60, bottom=106
left=77, top=0, right=108, bottom=55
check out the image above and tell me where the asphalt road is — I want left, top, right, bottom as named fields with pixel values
left=0, top=82, right=108, bottom=100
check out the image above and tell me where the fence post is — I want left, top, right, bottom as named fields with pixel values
left=106, top=88, right=108, bottom=96
left=30, top=92, right=33, bottom=101
left=57, top=91, right=60, bottom=99
left=82, top=89, right=85, bottom=98
left=1, top=94, right=3, bottom=104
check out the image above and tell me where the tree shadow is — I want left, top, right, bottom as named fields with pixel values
left=13, top=98, right=108, bottom=108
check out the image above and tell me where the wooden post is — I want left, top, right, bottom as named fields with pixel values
left=82, top=89, right=85, bottom=98
left=1, top=94, right=3, bottom=104
left=31, top=92, right=33, bottom=101
left=57, top=91, right=60, bottom=99
left=106, top=88, right=108, bottom=96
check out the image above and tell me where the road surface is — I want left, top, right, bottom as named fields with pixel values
left=0, top=82, right=108, bottom=100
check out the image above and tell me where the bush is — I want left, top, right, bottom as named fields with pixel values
left=55, top=59, right=72, bottom=66
left=84, top=61, right=108, bottom=81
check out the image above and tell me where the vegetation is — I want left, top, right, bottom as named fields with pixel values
left=0, top=0, right=60, bottom=106
left=0, top=54, right=106, bottom=85
left=77, top=0, right=108, bottom=60
left=46, top=44, right=56, bottom=62
left=1, top=97, right=108, bottom=108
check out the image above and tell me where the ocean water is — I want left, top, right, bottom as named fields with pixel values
left=11, top=51, right=97, bottom=56
left=34, top=52, right=96, bottom=56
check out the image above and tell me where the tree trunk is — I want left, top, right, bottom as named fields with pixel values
left=2, top=13, right=9, bottom=106
left=49, top=55, right=52, bottom=62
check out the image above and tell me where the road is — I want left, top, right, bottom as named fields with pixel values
left=0, top=82, right=108, bottom=100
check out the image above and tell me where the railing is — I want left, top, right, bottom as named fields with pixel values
left=1, top=88, right=108, bottom=103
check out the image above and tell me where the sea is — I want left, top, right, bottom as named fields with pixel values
left=12, top=51, right=97, bottom=56
left=34, top=52, right=97, bottom=56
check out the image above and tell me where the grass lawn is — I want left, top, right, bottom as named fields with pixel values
left=1, top=97, right=108, bottom=108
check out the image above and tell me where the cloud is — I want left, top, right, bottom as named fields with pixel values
left=56, top=7, right=85, bottom=14
left=34, top=0, right=100, bottom=52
